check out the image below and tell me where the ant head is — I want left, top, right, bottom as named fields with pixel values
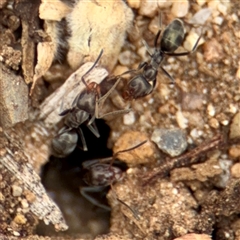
left=83, top=163, right=123, bottom=187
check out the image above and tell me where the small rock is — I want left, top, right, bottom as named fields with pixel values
left=14, top=214, right=27, bottom=225
left=157, top=0, right=172, bottom=8
left=196, top=0, right=206, bottom=6
left=171, top=0, right=189, bottom=18
left=217, top=3, right=228, bottom=16
left=213, top=16, right=224, bottom=25
left=207, top=103, right=215, bottom=116
left=230, top=112, right=240, bottom=139
left=12, top=185, right=23, bottom=197
left=181, top=93, right=204, bottom=111
left=203, top=38, right=223, bottom=62
left=176, top=110, right=189, bottom=129
left=123, top=111, right=136, bottom=125
left=209, top=118, right=219, bottom=129
left=189, top=8, right=212, bottom=25
left=138, top=0, right=158, bottom=17
left=229, top=145, right=240, bottom=159
left=231, top=163, right=240, bottom=178
left=151, top=128, right=187, bottom=157
left=127, top=0, right=140, bottom=9
left=21, top=199, right=29, bottom=209
left=174, top=233, right=212, bottom=240
left=113, top=131, right=155, bottom=165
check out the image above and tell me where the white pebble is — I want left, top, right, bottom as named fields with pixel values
left=213, top=16, right=224, bottom=25
left=217, top=3, right=228, bottom=16
left=123, top=111, right=136, bottom=125
left=196, top=0, right=206, bottom=6
left=176, top=111, right=188, bottom=129
left=12, top=185, right=23, bottom=197
left=157, top=0, right=172, bottom=8
left=189, top=8, right=212, bottom=25
left=183, top=32, right=203, bottom=51
left=171, top=0, right=189, bottom=18
left=207, top=103, right=215, bottom=117
left=139, top=0, right=158, bottom=17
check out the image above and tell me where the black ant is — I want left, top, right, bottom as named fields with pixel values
left=52, top=50, right=130, bottom=156
left=123, top=18, right=202, bottom=100
left=80, top=140, right=147, bottom=214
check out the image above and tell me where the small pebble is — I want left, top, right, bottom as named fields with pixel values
left=230, top=112, right=240, bottom=139
left=157, top=0, right=172, bottom=8
left=21, top=199, right=29, bottom=209
left=176, top=110, right=189, bottom=129
left=229, top=145, right=240, bottom=159
left=189, top=8, right=212, bottom=25
left=14, top=213, right=27, bottom=225
left=151, top=128, right=188, bottom=157
left=213, top=16, right=224, bottom=25
left=171, top=0, right=189, bottom=18
left=203, top=38, right=223, bottom=62
left=174, top=233, right=212, bottom=240
left=207, top=103, right=215, bottom=116
left=217, top=3, right=228, bottom=16
left=183, top=32, right=203, bottom=52
left=231, top=163, right=240, bottom=178
left=12, top=185, right=23, bottom=197
left=127, top=0, right=140, bottom=9
left=113, top=131, right=155, bottom=165
left=123, top=111, right=135, bottom=125
left=209, top=118, right=219, bottom=129
left=196, top=0, right=206, bottom=6
left=139, top=0, right=158, bottom=17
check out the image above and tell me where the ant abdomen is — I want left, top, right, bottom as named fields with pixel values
left=160, top=19, right=185, bottom=53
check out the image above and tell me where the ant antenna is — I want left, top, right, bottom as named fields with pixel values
left=81, top=49, right=104, bottom=88
left=110, top=140, right=148, bottom=166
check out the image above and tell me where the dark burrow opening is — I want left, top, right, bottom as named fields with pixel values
left=37, top=119, right=113, bottom=237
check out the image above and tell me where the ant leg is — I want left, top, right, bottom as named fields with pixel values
left=77, top=127, right=88, bottom=151
left=81, top=49, right=104, bottom=88
left=166, top=33, right=202, bottom=57
left=80, top=186, right=111, bottom=211
left=138, top=61, right=148, bottom=70
left=110, top=184, right=140, bottom=220
left=87, top=121, right=100, bottom=138
left=160, top=66, right=175, bottom=84
left=154, top=29, right=162, bottom=49
left=142, top=39, right=153, bottom=57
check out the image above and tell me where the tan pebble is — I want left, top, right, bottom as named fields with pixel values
left=209, top=118, right=219, bottom=129
left=24, top=190, right=36, bottom=203
left=181, top=93, right=204, bottom=111
left=229, top=145, right=240, bottom=159
left=0, top=192, right=5, bottom=201
left=14, top=214, right=27, bottom=225
left=157, top=0, right=172, bottom=8
left=203, top=38, right=223, bottom=62
left=217, top=3, right=228, bottom=16
left=171, top=0, right=189, bottom=18
left=12, top=185, right=23, bottom=197
left=196, top=0, right=206, bottom=6
left=236, top=64, right=240, bottom=79
left=127, top=0, right=140, bottom=9
left=231, top=163, right=240, bottom=178
left=174, top=233, right=212, bottom=240
left=183, top=32, right=203, bottom=52
left=21, top=199, right=29, bottom=209
left=176, top=111, right=188, bottom=129
left=113, top=131, right=155, bottom=165
left=230, top=112, right=240, bottom=139
left=139, top=0, right=158, bottom=17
